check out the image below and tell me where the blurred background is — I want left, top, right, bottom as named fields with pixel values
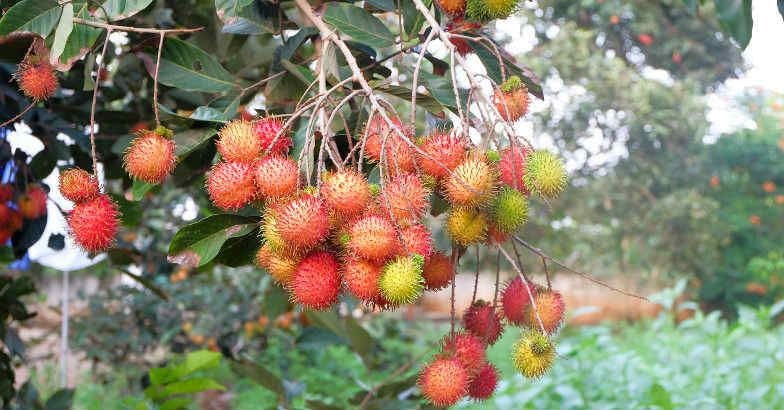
left=2, top=0, right=783, bottom=409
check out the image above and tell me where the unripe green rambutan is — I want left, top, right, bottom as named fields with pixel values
left=441, top=332, right=486, bottom=374
left=491, top=187, right=528, bottom=233
left=342, top=257, right=383, bottom=302
left=255, top=156, right=299, bottom=199
left=18, top=185, right=48, bottom=219
left=123, top=129, right=176, bottom=184
left=206, top=161, right=257, bottom=211
left=512, top=329, right=555, bottom=378
left=463, top=300, right=504, bottom=345
left=59, top=168, right=99, bottom=203
left=492, top=76, right=529, bottom=121
left=382, top=173, right=429, bottom=226
left=379, top=254, right=425, bottom=305
left=418, top=358, right=469, bottom=407
left=254, top=116, right=292, bottom=156
left=446, top=207, right=488, bottom=246
left=498, top=145, right=531, bottom=193
left=398, top=224, right=433, bottom=258
left=217, top=120, right=260, bottom=162
left=275, top=194, right=330, bottom=250
left=444, top=155, right=496, bottom=208
left=255, top=243, right=299, bottom=286
left=466, top=0, right=518, bottom=23
left=526, top=290, right=565, bottom=334
left=524, top=150, right=567, bottom=200
left=320, top=169, right=371, bottom=216
left=467, top=363, right=499, bottom=400
left=417, top=131, right=467, bottom=179
left=291, top=251, right=341, bottom=310
left=501, top=276, right=536, bottom=325
left=347, top=215, right=398, bottom=261
left=422, top=251, right=454, bottom=290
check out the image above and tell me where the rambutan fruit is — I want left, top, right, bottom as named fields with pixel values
left=512, top=329, right=555, bottom=378
left=526, top=289, right=565, bottom=334
left=347, top=215, right=398, bottom=261
left=362, top=114, right=405, bottom=162
left=0, top=184, right=13, bottom=202
left=255, top=243, right=300, bottom=286
left=436, top=0, right=466, bottom=16
left=417, top=131, right=468, bottom=179
left=382, top=173, right=429, bottom=225
left=291, top=251, right=341, bottom=310
left=320, top=169, right=371, bottom=216
left=444, top=156, right=496, bottom=208
left=59, top=168, right=99, bottom=203
left=463, top=300, right=503, bottom=345
left=492, top=76, right=529, bottom=122
left=524, top=150, right=567, bottom=200
left=362, top=115, right=416, bottom=176
left=217, top=120, right=260, bottom=162
left=485, top=223, right=510, bottom=245
left=441, top=332, right=486, bottom=374
left=67, top=194, right=119, bottom=253
left=501, top=276, right=536, bottom=325
left=123, top=128, right=176, bottom=184
left=1, top=206, right=23, bottom=232
left=379, top=254, right=425, bottom=305
left=419, top=358, right=469, bottom=407
left=14, top=58, right=59, bottom=101
left=342, top=257, right=383, bottom=302
left=206, top=161, right=257, bottom=211
left=466, top=0, right=518, bottom=22
left=274, top=194, right=330, bottom=250
left=261, top=211, right=286, bottom=252
left=491, top=187, right=528, bottom=233
left=255, top=156, right=299, bottom=199
left=446, top=207, right=488, bottom=246
left=254, top=116, right=292, bottom=156
left=422, top=251, right=454, bottom=290
left=18, top=185, right=48, bottom=219
left=498, top=144, right=531, bottom=193
left=399, top=224, right=433, bottom=258
left=467, top=363, right=499, bottom=400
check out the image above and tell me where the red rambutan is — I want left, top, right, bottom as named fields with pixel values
left=14, top=59, right=59, bottom=101
left=18, top=185, right=47, bottom=219
left=382, top=173, right=429, bottom=225
left=398, top=224, right=433, bottom=258
left=274, top=194, right=330, bottom=250
left=463, top=300, right=504, bottom=345
left=255, top=243, right=300, bottom=286
left=291, top=251, right=341, bottom=310
left=501, top=276, right=537, bottom=326
left=441, top=332, right=486, bottom=374
left=255, top=156, right=299, bottom=199
left=526, top=289, right=565, bottom=334
left=422, top=251, right=454, bottom=290
left=254, top=116, right=292, bottom=156
left=320, top=169, right=371, bottom=216
left=417, top=131, right=467, bottom=179
left=123, top=129, right=176, bottom=184
left=59, top=168, right=99, bottom=203
left=467, top=363, right=499, bottom=400
left=436, top=0, right=466, bottom=16
left=0, top=184, right=13, bottom=202
left=347, top=215, right=398, bottom=261
left=217, top=120, right=261, bottom=162
left=206, top=161, right=257, bottom=211
left=493, top=76, right=529, bottom=122
left=419, top=358, right=469, bottom=407
left=498, top=144, right=531, bottom=193
left=342, top=257, right=383, bottom=302
left=67, top=194, right=119, bottom=253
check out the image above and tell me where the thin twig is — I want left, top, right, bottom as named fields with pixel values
left=472, top=246, right=480, bottom=304
left=89, top=30, right=113, bottom=177
left=73, top=18, right=203, bottom=34
left=497, top=244, right=547, bottom=334
left=0, top=103, right=34, bottom=129
left=152, top=33, right=165, bottom=127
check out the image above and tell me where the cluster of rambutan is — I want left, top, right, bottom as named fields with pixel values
left=58, top=168, right=120, bottom=253
left=0, top=183, right=38, bottom=244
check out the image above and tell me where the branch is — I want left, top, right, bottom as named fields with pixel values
left=0, top=102, right=34, bottom=129
left=89, top=29, right=113, bottom=177
left=73, top=18, right=203, bottom=34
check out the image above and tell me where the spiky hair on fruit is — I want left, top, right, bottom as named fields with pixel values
left=347, top=215, right=399, bottom=261
left=441, top=332, right=486, bottom=374
left=291, top=251, right=341, bottom=310
left=498, top=144, right=532, bottom=193
left=444, top=155, right=496, bottom=208
left=18, top=185, right=48, bottom=219
left=524, top=150, right=567, bottom=200
left=14, top=56, right=59, bottom=101
left=417, top=131, right=468, bottom=179
left=467, top=363, right=499, bottom=400
left=382, top=173, right=430, bottom=225
left=485, top=223, right=510, bottom=245
left=0, top=184, right=13, bottom=202
left=123, top=128, right=176, bottom=184
left=379, top=254, right=425, bottom=305
left=206, top=161, right=257, bottom=211
left=217, top=120, right=260, bottom=162
left=418, top=358, right=469, bottom=407
left=446, top=207, right=488, bottom=246
left=274, top=194, right=330, bottom=251
left=526, top=289, right=565, bottom=334
left=492, top=76, right=529, bottom=122
left=255, top=156, right=299, bottom=199
left=435, top=0, right=466, bottom=16
left=362, top=113, right=405, bottom=162
left=422, top=251, right=454, bottom=290
left=254, top=116, right=292, bottom=156
left=399, top=224, right=433, bottom=258
left=255, top=243, right=300, bottom=286
left=342, top=257, right=383, bottom=302
left=320, top=169, right=371, bottom=216
left=466, top=0, right=518, bottom=23
left=59, top=168, right=99, bottom=203
left=67, top=194, right=119, bottom=253
left=261, top=211, right=286, bottom=252
left=463, top=300, right=504, bottom=345
left=512, top=329, right=556, bottom=378
left=501, top=276, right=537, bottom=325
left=491, top=187, right=529, bottom=233
left=362, top=114, right=416, bottom=177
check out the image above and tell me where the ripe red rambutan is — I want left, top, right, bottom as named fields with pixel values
left=526, top=289, right=565, bottom=334
left=14, top=59, right=59, bottom=101
left=417, top=131, right=468, bottom=179
left=342, top=257, right=383, bottom=302
left=419, top=358, right=469, bottom=407
left=347, top=215, right=398, bottom=261
left=255, top=243, right=300, bottom=286
left=398, top=224, right=433, bottom=258
left=274, top=194, right=330, bottom=250
left=363, top=114, right=405, bottom=162
left=467, top=363, right=499, bottom=400
left=436, top=0, right=466, bottom=16
left=67, top=194, right=119, bottom=253
left=18, top=185, right=47, bottom=219
left=291, top=251, right=341, bottom=310
left=123, top=129, right=176, bottom=184
left=501, top=276, right=537, bottom=326
left=463, top=300, right=504, bottom=345
left=441, top=332, right=486, bottom=374
left=363, top=115, right=416, bottom=176
left=206, top=161, right=257, bottom=211
left=0, top=184, right=13, bottom=202
left=498, top=144, right=531, bottom=193
left=320, top=169, right=371, bottom=216
left=422, top=251, right=454, bottom=290
left=485, top=223, right=510, bottom=245
left=382, top=173, right=429, bottom=225
left=59, top=168, right=99, bottom=203
left=493, top=76, right=529, bottom=122
left=217, top=120, right=261, bottom=162
left=254, top=116, right=292, bottom=156
left=255, top=156, right=299, bottom=199
left=444, top=155, right=496, bottom=208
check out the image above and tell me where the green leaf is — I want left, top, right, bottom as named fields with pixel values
left=306, top=311, right=376, bottom=364
left=120, top=269, right=169, bottom=300
left=168, top=214, right=258, bottom=268
left=130, top=180, right=154, bottom=201
left=230, top=360, right=285, bottom=396
left=323, top=3, right=395, bottom=49
left=401, top=0, right=430, bottom=37
left=29, top=150, right=56, bottom=180
left=648, top=383, right=673, bottom=410
left=43, top=389, right=74, bottom=410
left=159, top=398, right=191, bottom=410
left=0, top=0, right=62, bottom=38
left=156, top=38, right=238, bottom=93
left=56, top=3, right=102, bottom=71
left=0, top=247, right=14, bottom=263
left=99, top=0, right=154, bottom=21
left=215, top=0, right=277, bottom=34
left=163, top=378, right=224, bottom=396
left=714, top=0, right=753, bottom=49
left=472, top=41, right=544, bottom=99
left=109, top=193, right=142, bottom=227
left=49, top=3, right=73, bottom=65
left=174, top=128, right=217, bottom=159
left=779, top=0, right=784, bottom=22
left=272, top=27, right=318, bottom=72
left=372, top=82, right=444, bottom=114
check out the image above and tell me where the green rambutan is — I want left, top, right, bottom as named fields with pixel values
left=379, top=254, right=425, bottom=305
left=512, top=329, right=555, bottom=378
left=524, top=150, right=567, bottom=200
left=491, top=186, right=528, bottom=233
left=466, top=0, right=518, bottom=22
left=446, top=207, right=488, bottom=246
